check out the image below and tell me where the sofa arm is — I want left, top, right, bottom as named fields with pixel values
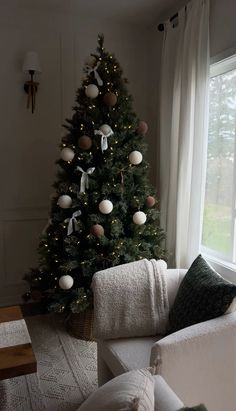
left=150, top=312, right=236, bottom=411
left=153, top=375, right=184, bottom=411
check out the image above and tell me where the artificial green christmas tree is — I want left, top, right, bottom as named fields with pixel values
left=23, top=35, right=166, bottom=314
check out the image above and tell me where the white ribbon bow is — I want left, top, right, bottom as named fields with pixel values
left=42, top=218, right=52, bottom=235
left=86, top=61, right=103, bottom=86
left=94, top=129, right=114, bottom=152
left=65, top=210, right=82, bottom=235
left=76, top=166, right=95, bottom=193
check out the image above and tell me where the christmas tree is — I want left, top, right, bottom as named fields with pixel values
left=23, top=34, right=166, bottom=314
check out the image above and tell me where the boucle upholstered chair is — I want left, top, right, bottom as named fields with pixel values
left=92, top=268, right=236, bottom=411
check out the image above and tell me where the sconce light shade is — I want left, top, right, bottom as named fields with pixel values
left=23, top=51, right=41, bottom=73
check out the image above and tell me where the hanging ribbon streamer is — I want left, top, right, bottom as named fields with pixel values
left=94, top=128, right=114, bottom=152
left=42, top=218, right=52, bottom=235
left=76, top=166, right=95, bottom=193
left=65, top=210, right=82, bottom=235
left=86, top=61, right=103, bottom=86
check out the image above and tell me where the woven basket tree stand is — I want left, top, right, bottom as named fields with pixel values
left=66, top=309, right=94, bottom=341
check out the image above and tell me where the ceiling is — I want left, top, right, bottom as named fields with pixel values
left=1, top=0, right=187, bottom=26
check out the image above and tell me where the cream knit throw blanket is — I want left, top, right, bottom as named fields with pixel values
left=92, top=259, right=169, bottom=340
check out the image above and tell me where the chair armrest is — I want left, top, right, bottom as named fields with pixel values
left=150, top=312, right=236, bottom=410
left=153, top=375, right=184, bottom=411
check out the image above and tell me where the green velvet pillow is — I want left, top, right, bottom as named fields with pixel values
left=178, top=405, right=208, bottom=411
left=168, top=254, right=236, bottom=333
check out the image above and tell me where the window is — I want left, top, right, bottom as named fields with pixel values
left=202, top=54, right=236, bottom=268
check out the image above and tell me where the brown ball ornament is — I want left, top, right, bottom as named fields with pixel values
left=137, top=120, right=148, bottom=135
left=90, top=224, right=104, bottom=237
left=103, top=92, right=117, bottom=107
left=78, top=135, right=92, bottom=150
left=31, top=289, right=42, bottom=301
left=146, top=196, right=156, bottom=208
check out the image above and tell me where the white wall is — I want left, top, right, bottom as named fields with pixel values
left=210, top=0, right=236, bottom=58
left=0, top=4, right=151, bottom=305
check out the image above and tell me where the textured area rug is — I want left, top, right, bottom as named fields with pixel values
left=0, top=315, right=97, bottom=411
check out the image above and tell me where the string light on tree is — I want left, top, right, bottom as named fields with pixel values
left=133, top=211, right=147, bottom=225
left=59, top=275, right=74, bottom=290
left=57, top=195, right=72, bottom=209
left=61, top=147, right=75, bottom=162
left=129, top=150, right=143, bottom=165
left=85, top=84, right=99, bottom=98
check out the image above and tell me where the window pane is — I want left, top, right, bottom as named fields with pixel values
left=202, top=68, right=236, bottom=258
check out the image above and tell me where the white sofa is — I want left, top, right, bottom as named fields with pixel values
left=92, top=268, right=236, bottom=411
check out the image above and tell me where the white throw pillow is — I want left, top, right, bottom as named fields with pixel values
left=78, top=368, right=154, bottom=411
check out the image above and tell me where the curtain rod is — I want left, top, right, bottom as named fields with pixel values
left=158, top=12, right=178, bottom=32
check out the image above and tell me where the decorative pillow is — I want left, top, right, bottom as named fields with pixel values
left=178, top=405, right=208, bottom=411
left=78, top=368, right=154, bottom=411
left=168, top=254, right=236, bottom=333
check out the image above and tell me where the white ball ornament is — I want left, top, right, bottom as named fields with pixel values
left=133, top=211, right=147, bottom=225
left=129, top=151, right=143, bottom=165
left=57, top=195, right=72, bottom=209
left=85, top=84, right=99, bottom=99
left=59, top=275, right=74, bottom=290
left=99, top=199, right=113, bottom=214
left=61, top=147, right=75, bottom=162
left=100, top=124, right=112, bottom=136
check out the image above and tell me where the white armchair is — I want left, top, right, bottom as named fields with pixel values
left=92, top=267, right=236, bottom=411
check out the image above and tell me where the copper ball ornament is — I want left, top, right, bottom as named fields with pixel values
left=90, top=224, right=104, bottom=237
left=78, top=135, right=92, bottom=150
left=146, top=196, right=156, bottom=208
left=137, top=120, right=148, bottom=135
left=103, top=92, right=117, bottom=107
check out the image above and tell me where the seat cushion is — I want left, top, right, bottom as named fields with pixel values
left=98, top=336, right=161, bottom=376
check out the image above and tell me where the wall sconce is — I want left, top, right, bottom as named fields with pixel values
left=23, top=51, right=41, bottom=114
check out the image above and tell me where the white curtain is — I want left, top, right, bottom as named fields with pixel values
left=160, top=0, right=210, bottom=268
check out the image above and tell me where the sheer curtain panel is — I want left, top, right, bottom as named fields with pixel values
left=160, top=0, right=210, bottom=268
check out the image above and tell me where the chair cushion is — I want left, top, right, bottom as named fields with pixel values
left=78, top=368, right=154, bottom=411
left=168, top=254, right=236, bottom=333
left=98, top=336, right=161, bottom=376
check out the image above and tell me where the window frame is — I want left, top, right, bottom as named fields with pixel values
left=201, top=47, right=236, bottom=283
